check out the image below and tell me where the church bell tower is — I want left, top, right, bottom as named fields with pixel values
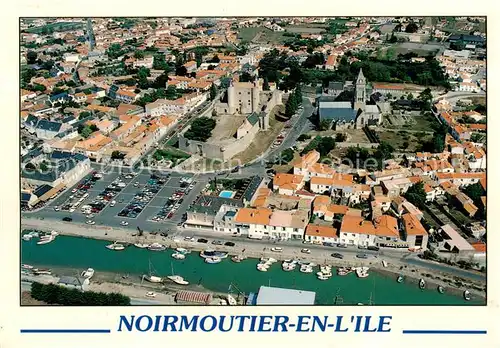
left=354, top=68, right=367, bottom=111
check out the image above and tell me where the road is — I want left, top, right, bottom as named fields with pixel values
left=433, top=91, right=485, bottom=103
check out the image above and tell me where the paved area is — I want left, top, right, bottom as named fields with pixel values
left=25, top=168, right=208, bottom=232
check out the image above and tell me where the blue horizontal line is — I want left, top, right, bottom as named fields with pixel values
left=403, top=330, right=487, bottom=335
left=20, top=329, right=111, bottom=334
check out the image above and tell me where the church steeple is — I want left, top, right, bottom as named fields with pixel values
left=356, top=68, right=366, bottom=84
left=354, top=68, right=367, bottom=109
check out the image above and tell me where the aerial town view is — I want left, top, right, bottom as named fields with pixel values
left=20, top=17, right=486, bottom=306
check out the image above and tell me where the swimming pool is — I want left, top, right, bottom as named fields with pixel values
left=219, top=190, right=235, bottom=199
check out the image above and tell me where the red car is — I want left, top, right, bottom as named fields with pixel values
left=167, top=212, right=174, bottom=219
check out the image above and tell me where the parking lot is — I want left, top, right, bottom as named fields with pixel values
left=34, top=167, right=208, bottom=231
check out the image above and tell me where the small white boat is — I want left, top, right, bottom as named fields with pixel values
left=50, top=230, right=59, bottom=236
left=37, top=236, right=55, bottom=245
left=205, top=257, right=222, bottom=264
left=464, top=290, right=471, bottom=301
left=175, top=247, right=190, bottom=254
left=28, top=231, right=39, bottom=237
left=227, top=294, right=237, bottom=305
left=397, top=275, right=404, bottom=283
left=22, top=234, right=33, bottom=241
left=231, top=255, right=244, bottom=263
left=382, top=260, right=388, bottom=268
left=172, top=252, right=186, bottom=260
left=81, top=268, right=95, bottom=279
left=419, top=279, right=426, bottom=289
left=167, top=275, right=189, bottom=285
left=144, top=275, right=163, bottom=283
left=33, top=269, right=52, bottom=275
left=317, top=274, right=330, bottom=280
left=282, top=263, right=295, bottom=272
left=134, top=243, right=150, bottom=249
left=148, top=243, right=167, bottom=251
left=257, top=264, right=269, bottom=272
left=356, top=271, right=369, bottom=278
left=300, top=265, right=313, bottom=273
left=21, top=264, right=33, bottom=270
left=106, top=242, right=125, bottom=251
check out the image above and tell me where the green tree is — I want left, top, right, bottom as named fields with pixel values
left=297, top=134, right=311, bottom=141
left=404, top=182, right=427, bottom=209
left=405, top=22, right=419, bottom=33
left=26, top=50, right=38, bottom=64
left=134, top=50, right=145, bottom=59
left=209, top=83, right=217, bottom=101
left=335, top=133, right=347, bottom=142
left=318, top=120, right=331, bottom=131
left=463, top=183, right=485, bottom=206
left=263, top=77, right=270, bottom=91
left=184, top=117, right=216, bottom=142
left=79, top=111, right=91, bottom=119
left=317, top=137, right=336, bottom=156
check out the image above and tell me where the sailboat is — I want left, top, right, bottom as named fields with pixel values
left=81, top=268, right=95, bottom=279
left=463, top=290, right=471, bottom=301
left=419, top=279, right=426, bottom=290
left=166, top=262, right=189, bottom=285
left=142, top=259, right=163, bottom=283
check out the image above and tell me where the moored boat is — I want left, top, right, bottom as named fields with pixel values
left=37, top=236, right=55, bottom=245
left=227, top=294, right=237, bottom=305
left=134, top=243, right=150, bottom=249
left=33, top=269, right=52, bottom=275
left=21, top=264, right=33, bottom=270
left=397, top=275, right=404, bottom=283
left=200, top=249, right=228, bottom=259
left=463, top=290, right=471, bottom=301
left=437, top=285, right=445, bottom=294
left=257, top=264, right=269, bottom=272
left=175, top=247, right=190, bottom=254
left=172, top=252, right=186, bottom=260
left=205, top=256, right=222, bottom=264
left=143, top=275, right=163, bottom=283
left=81, top=268, right=95, bottom=279
left=22, top=234, right=33, bottom=241
left=419, top=279, right=426, bottom=289
left=167, top=275, right=189, bottom=285
left=231, top=255, right=244, bottom=263
left=300, top=265, right=313, bottom=273
left=148, top=243, right=167, bottom=251
left=317, top=274, right=330, bottom=280
left=106, top=242, right=125, bottom=251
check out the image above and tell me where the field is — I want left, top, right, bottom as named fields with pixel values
left=377, top=130, right=433, bottom=152
left=237, top=27, right=264, bottom=42
left=237, top=27, right=288, bottom=44
left=284, top=26, right=326, bottom=34
left=384, top=112, right=441, bottom=132
left=24, top=21, right=83, bottom=34
left=388, top=42, right=444, bottom=57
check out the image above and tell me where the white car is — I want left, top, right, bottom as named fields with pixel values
left=54, top=206, right=60, bottom=211
left=271, top=247, right=283, bottom=252
left=301, top=248, right=311, bottom=254
left=145, top=292, right=156, bottom=298
left=71, top=189, right=78, bottom=193
left=110, top=200, right=116, bottom=207
left=120, top=221, right=129, bottom=226
left=86, top=214, right=94, bottom=218
left=86, top=220, right=95, bottom=225
left=69, top=208, right=75, bottom=213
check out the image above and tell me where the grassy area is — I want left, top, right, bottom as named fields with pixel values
left=448, top=207, right=473, bottom=226
left=377, top=130, right=433, bottom=152
left=285, top=26, right=326, bottom=34
left=24, top=21, right=83, bottom=34
left=411, top=113, right=442, bottom=132
left=237, top=27, right=264, bottom=42
left=153, top=146, right=190, bottom=166
left=230, top=105, right=286, bottom=164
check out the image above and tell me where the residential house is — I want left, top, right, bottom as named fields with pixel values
left=304, top=224, right=339, bottom=245
left=401, top=213, right=428, bottom=250
left=339, top=215, right=400, bottom=247
left=272, top=173, right=305, bottom=195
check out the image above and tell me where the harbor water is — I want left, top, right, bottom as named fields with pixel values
left=21, top=236, right=482, bottom=305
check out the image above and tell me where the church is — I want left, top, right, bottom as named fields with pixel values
left=318, top=69, right=382, bottom=129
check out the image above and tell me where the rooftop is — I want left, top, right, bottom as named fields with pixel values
left=256, top=286, right=316, bottom=305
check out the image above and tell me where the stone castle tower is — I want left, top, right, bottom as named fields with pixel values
left=354, top=68, right=367, bottom=111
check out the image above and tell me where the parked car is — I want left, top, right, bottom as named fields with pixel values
left=367, top=246, right=380, bottom=251
left=86, top=220, right=95, bottom=225
left=120, top=221, right=129, bottom=226
left=331, top=253, right=344, bottom=259
left=224, top=241, right=235, bottom=247
left=336, top=243, right=348, bottom=248
left=62, top=217, right=73, bottom=222
left=356, top=253, right=368, bottom=259
left=212, top=240, right=223, bottom=245
left=271, top=247, right=283, bottom=252
left=301, top=248, right=311, bottom=254
left=197, top=238, right=208, bottom=243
